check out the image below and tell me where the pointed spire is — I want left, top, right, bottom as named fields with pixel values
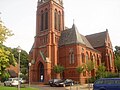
left=106, top=28, right=108, bottom=32
left=72, top=19, right=75, bottom=28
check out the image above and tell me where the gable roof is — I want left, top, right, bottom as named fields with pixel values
left=86, top=31, right=107, bottom=48
left=59, top=24, right=85, bottom=46
left=59, top=24, right=93, bottom=49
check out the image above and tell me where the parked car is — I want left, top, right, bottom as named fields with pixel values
left=93, top=78, right=120, bottom=90
left=19, top=78, right=26, bottom=84
left=54, top=79, right=74, bottom=87
left=49, top=79, right=62, bottom=87
left=4, top=78, right=19, bottom=86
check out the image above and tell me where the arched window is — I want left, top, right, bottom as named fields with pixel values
left=41, top=11, right=44, bottom=31
left=69, top=49, right=74, bottom=64
left=90, top=52, right=92, bottom=60
left=71, top=52, right=74, bottom=64
left=54, top=9, right=57, bottom=30
left=45, top=11, right=48, bottom=29
left=69, top=53, right=72, bottom=64
left=81, top=53, right=85, bottom=63
left=58, top=11, right=61, bottom=31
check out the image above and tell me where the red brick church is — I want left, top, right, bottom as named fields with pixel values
left=29, top=0, right=115, bottom=84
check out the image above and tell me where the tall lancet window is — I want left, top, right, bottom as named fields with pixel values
left=45, top=9, right=48, bottom=29
left=41, top=11, right=44, bottom=31
left=58, top=11, right=61, bottom=31
left=54, top=9, right=58, bottom=30
left=69, top=48, right=75, bottom=64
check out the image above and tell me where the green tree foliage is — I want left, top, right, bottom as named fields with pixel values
left=85, top=60, right=94, bottom=74
left=0, top=19, right=15, bottom=78
left=0, top=19, right=13, bottom=44
left=114, top=46, right=120, bottom=77
left=96, top=63, right=107, bottom=78
left=114, top=46, right=120, bottom=72
left=76, top=65, right=84, bottom=84
left=53, top=65, right=64, bottom=74
left=115, top=57, right=120, bottom=72
left=12, top=48, right=29, bottom=68
left=85, top=60, right=94, bottom=90
left=0, top=45, right=16, bottom=76
left=76, top=65, right=84, bottom=74
left=11, top=48, right=29, bottom=78
left=115, top=46, right=120, bottom=56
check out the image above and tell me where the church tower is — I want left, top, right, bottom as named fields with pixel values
left=30, top=0, right=64, bottom=83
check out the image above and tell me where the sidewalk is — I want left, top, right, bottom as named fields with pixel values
left=65, top=84, right=93, bottom=90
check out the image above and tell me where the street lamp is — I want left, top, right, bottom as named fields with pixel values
left=29, top=62, right=31, bottom=87
left=17, top=46, right=21, bottom=90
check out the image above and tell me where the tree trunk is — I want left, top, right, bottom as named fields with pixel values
left=88, top=72, right=91, bottom=90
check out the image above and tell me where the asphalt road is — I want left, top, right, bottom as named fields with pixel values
left=31, top=84, right=93, bottom=90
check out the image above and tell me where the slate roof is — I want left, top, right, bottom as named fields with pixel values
left=59, top=24, right=93, bottom=49
left=81, top=34, right=93, bottom=49
left=59, top=24, right=84, bottom=46
left=86, top=31, right=107, bottom=48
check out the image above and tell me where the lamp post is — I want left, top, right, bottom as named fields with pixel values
left=17, top=46, right=21, bottom=90
left=29, top=62, right=31, bottom=87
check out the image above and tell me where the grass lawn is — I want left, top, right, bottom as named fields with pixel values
left=0, top=86, right=39, bottom=90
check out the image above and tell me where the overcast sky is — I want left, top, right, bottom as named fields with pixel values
left=0, top=0, right=120, bottom=52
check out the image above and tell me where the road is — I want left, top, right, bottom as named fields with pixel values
left=32, top=84, right=93, bottom=90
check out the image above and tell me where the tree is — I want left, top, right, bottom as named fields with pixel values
left=114, top=46, right=120, bottom=56
left=0, top=19, right=13, bottom=44
left=114, top=46, right=120, bottom=77
left=115, top=57, right=120, bottom=71
left=12, top=48, right=29, bottom=78
left=76, top=65, right=84, bottom=84
left=85, top=60, right=94, bottom=90
left=12, top=48, right=29, bottom=68
left=0, top=19, right=15, bottom=79
left=53, top=65, right=64, bottom=78
left=85, top=60, right=94, bottom=75
left=96, top=63, right=107, bottom=78
left=0, top=45, right=16, bottom=77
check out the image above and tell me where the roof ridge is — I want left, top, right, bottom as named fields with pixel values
left=86, top=30, right=107, bottom=36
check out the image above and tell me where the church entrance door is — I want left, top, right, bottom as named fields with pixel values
left=39, top=62, right=44, bottom=82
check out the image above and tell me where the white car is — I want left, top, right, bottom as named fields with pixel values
left=4, top=78, right=19, bottom=86
left=19, top=78, right=26, bottom=84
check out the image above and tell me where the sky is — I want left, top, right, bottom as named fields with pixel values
left=0, top=0, right=120, bottom=53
